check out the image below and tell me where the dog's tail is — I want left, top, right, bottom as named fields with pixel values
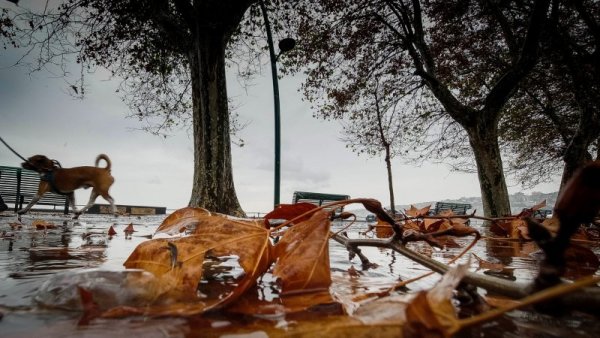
left=95, top=154, right=111, bottom=170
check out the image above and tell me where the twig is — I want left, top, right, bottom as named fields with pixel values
left=331, top=233, right=600, bottom=311
left=330, top=232, right=374, bottom=267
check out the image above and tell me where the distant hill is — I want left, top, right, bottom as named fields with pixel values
left=349, top=191, right=558, bottom=217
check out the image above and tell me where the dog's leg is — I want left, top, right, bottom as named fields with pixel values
left=67, top=192, right=78, bottom=214
left=18, top=183, right=50, bottom=215
left=101, top=192, right=117, bottom=216
left=17, top=194, right=43, bottom=215
left=74, top=191, right=99, bottom=219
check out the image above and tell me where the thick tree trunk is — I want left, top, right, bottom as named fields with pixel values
left=467, top=126, right=512, bottom=217
left=187, top=30, right=244, bottom=216
left=559, top=131, right=594, bottom=191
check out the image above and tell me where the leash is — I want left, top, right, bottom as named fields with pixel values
left=1, top=135, right=66, bottom=195
left=0, top=135, right=62, bottom=169
left=0, top=135, right=30, bottom=163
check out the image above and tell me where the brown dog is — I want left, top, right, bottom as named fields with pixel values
left=19, top=154, right=116, bottom=218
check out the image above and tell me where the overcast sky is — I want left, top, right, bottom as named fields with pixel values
left=0, top=28, right=561, bottom=214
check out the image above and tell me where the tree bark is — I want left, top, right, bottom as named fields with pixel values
left=187, top=32, right=243, bottom=216
left=467, top=125, right=511, bottom=217
left=183, top=1, right=254, bottom=217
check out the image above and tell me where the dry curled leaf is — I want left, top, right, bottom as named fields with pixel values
left=405, top=205, right=431, bottom=218
left=404, top=262, right=470, bottom=337
left=423, top=218, right=446, bottom=232
left=490, top=219, right=529, bottom=239
left=123, top=223, right=135, bottom=234
left=263, top=202, right=317, bottom=228
left=516, top=200, right=547, bottom=218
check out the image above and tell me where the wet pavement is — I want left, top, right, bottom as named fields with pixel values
left=0, top=212, right=599, bottom=337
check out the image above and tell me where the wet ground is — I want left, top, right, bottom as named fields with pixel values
left=0, top=212, right=599, bottom=337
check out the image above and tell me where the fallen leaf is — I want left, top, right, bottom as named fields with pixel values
left=32, top=219, right=56, bottom=229
left=9, top=222, right=22, bottom=229
left=110, top=212, right=273, bottom=317
left=154, top=207, right=212, bottom=235
left=404, top=262, right=469, bottom=337
left=445, top=222, right=480, bottom=238
left=490, top=219, right=528, bottom=239
left=405, top=205, right=431, bottom=218
left=472, top=253, right=505, bottom=272
left=402, top=220, right=421, bottom=232
left=263, top=202, right=318, bottom=228
left=273, top=210, right=332, bottom=295
left=423, top=218, right=446, bottom=232
left=123, top=223, right=135, bottom=234
left=375, top=224, right=394, bottom=238
left=516, top=200, right=547, bottom=218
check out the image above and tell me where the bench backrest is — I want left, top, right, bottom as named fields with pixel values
left=433, top=201, right=472, bottom=215
left=0, top=165, right=69, bottom=212
left=292, top=191, right=350, bottom=214
left=532, top=209, right=552, bottom=218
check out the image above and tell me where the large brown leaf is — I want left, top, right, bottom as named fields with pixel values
left=273, top=210, right=332, bottom=295
left=110, top=212, right=272, bottom=316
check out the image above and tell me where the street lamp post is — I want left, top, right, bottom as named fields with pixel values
left=259, top=0, right=295, bottom=208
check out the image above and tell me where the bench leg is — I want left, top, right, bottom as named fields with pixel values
left=0, top=195, right=7, bottom=212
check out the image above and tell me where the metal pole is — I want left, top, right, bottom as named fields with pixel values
left=260, top=0, right=281, bottom=208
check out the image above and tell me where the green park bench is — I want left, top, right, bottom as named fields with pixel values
left=430, top=201, right=473, bottom=216
left=0, top=165, right=69, bottom=214
left=292, top=191, right=350, bottom=215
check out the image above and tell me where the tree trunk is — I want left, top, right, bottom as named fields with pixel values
left=559, top=131, right=594, bottom=191
left=385, top=149, right=396, bottom=216
left=187, top=29, right=244, bottom=216
left=467, top=126, right=512, bottom=217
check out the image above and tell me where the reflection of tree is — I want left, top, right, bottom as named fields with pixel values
left=388, top=250, right=396, bottom=275
left=484, top=238, right=516, bottom=267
